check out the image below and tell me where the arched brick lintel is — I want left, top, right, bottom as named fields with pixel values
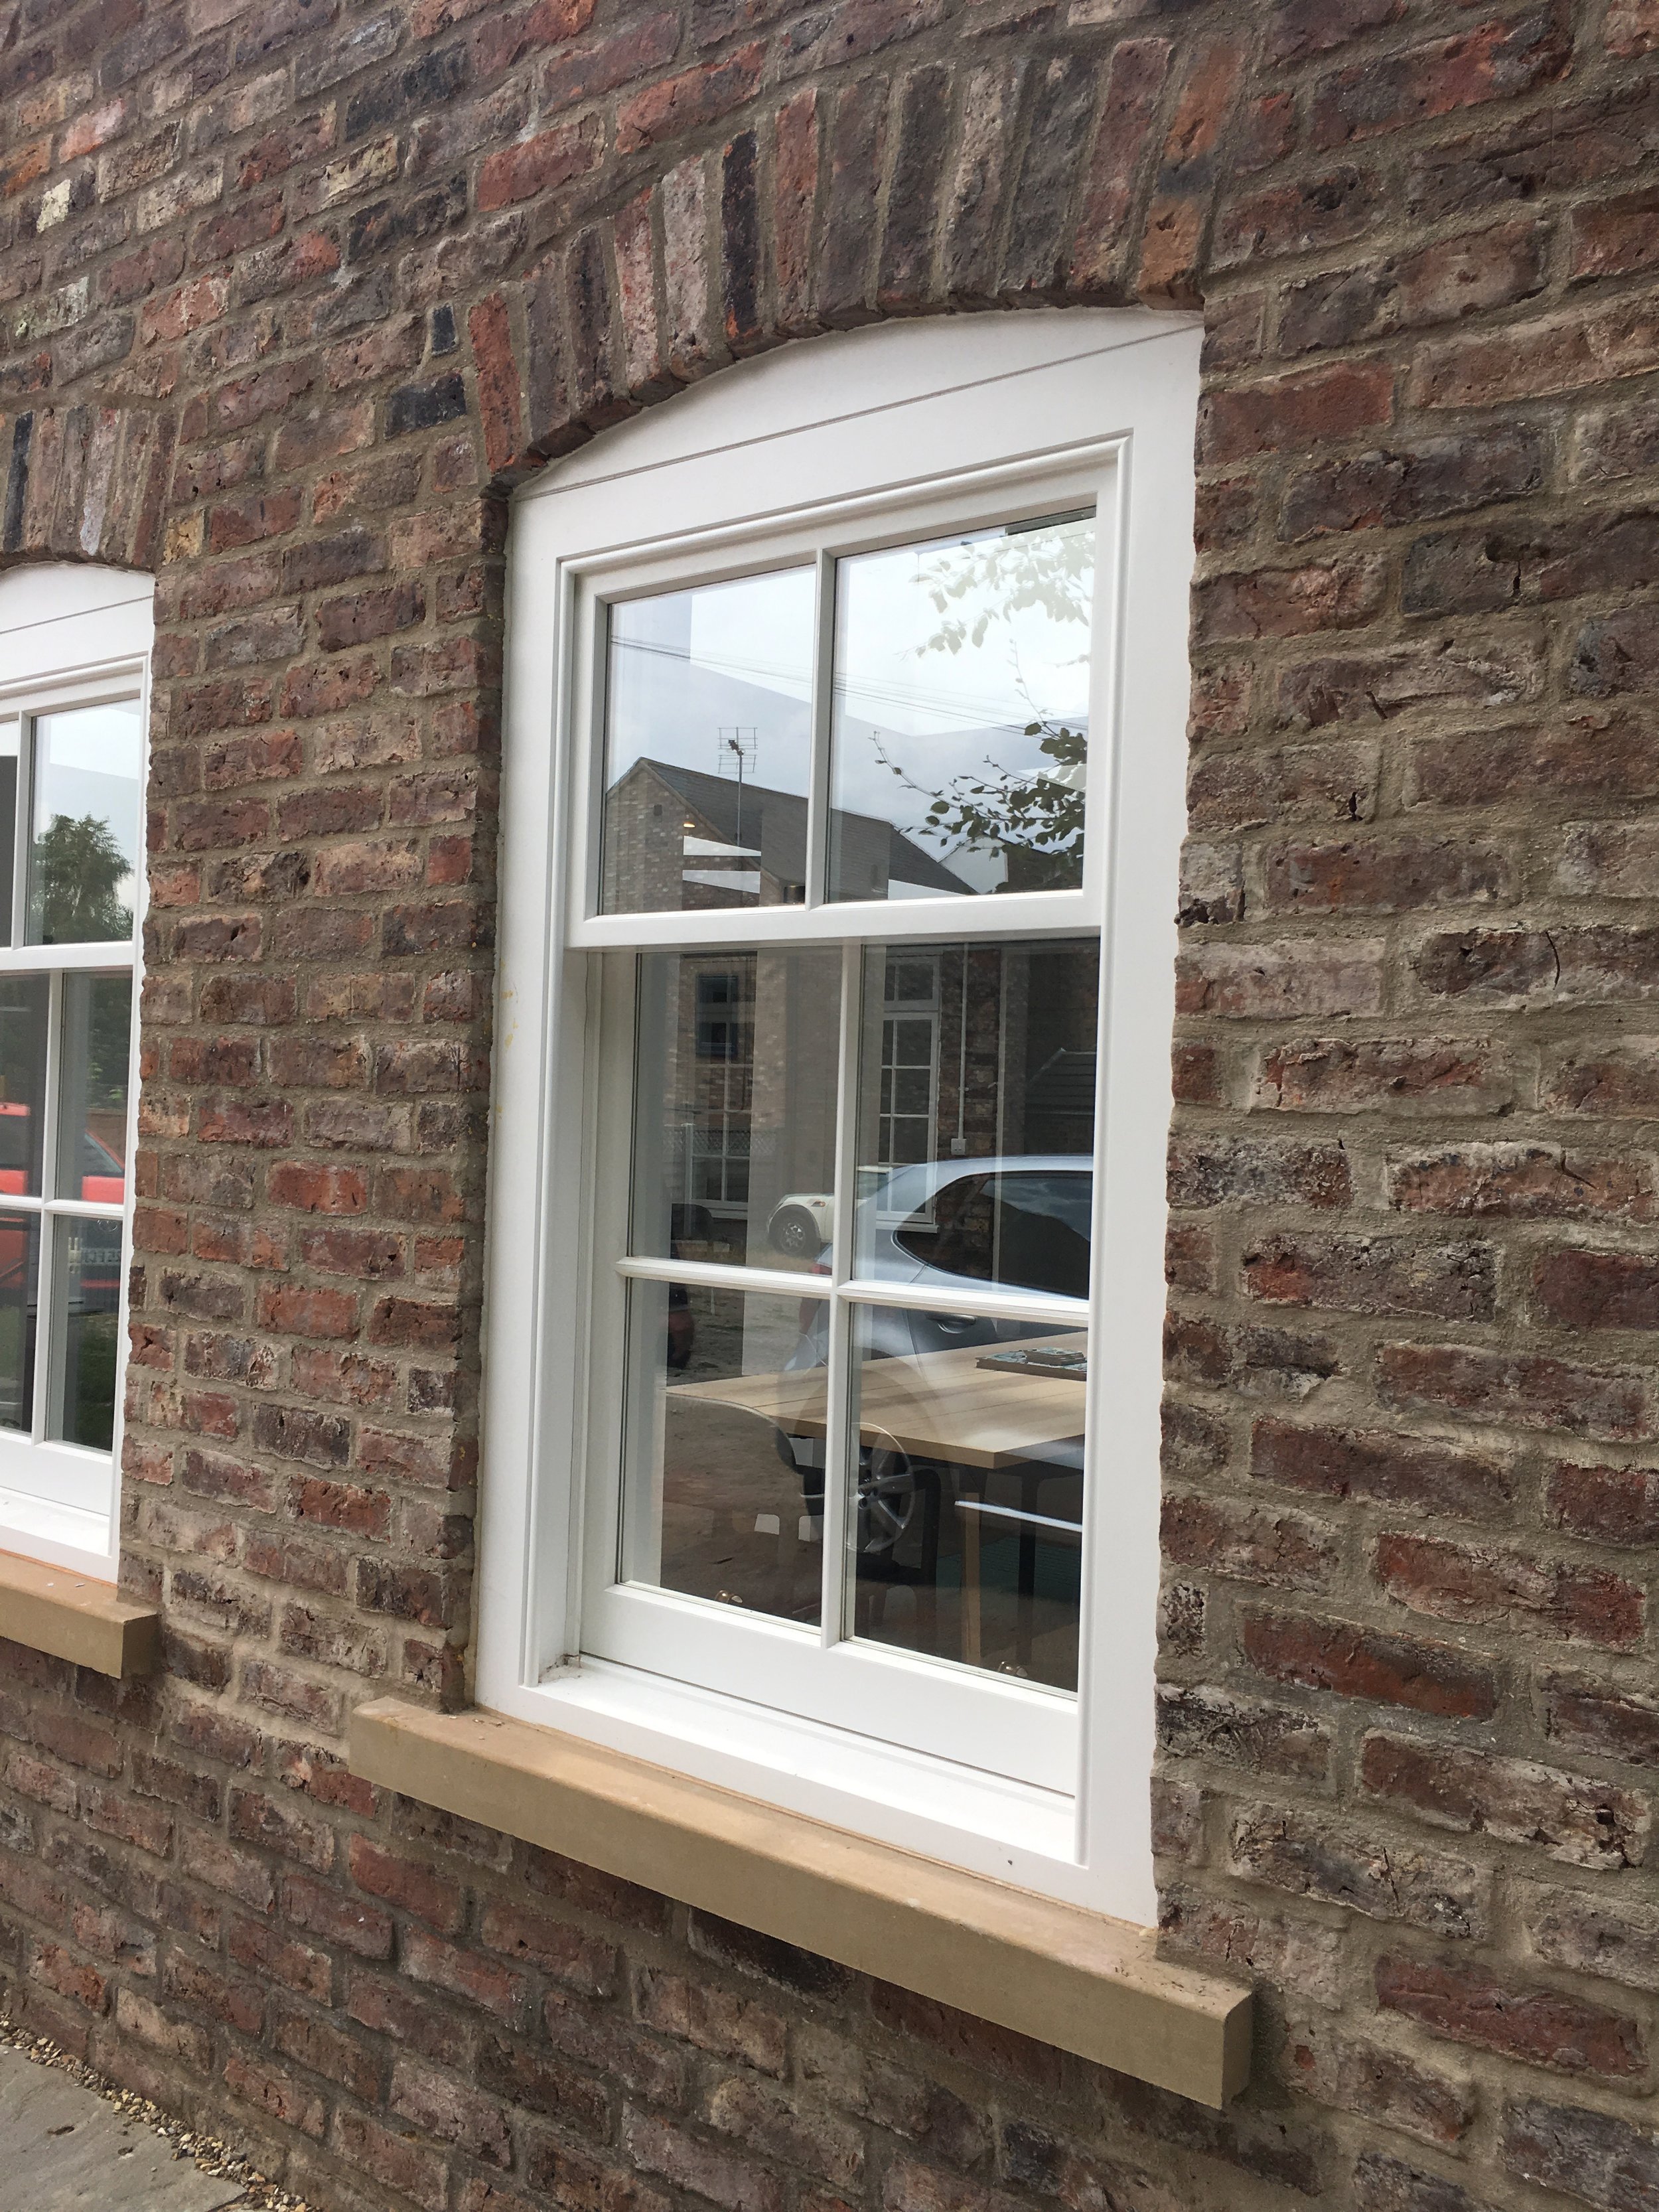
left=466, top=32, right=1220, bottom=489
left=1, top=407, right=177, bottom=577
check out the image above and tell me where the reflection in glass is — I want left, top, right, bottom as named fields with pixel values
left=0, top=717, right=17, bottom=944
left=50, top=1217, right=122, bottom=1450
left=0, top=976, right=49, bottom=1199
left=28, top=700, right=143, bottom=944
left=601, top=571, right=817, bottom=915
left=828, top=510, right=1094, bottom=903
left=620, top=1282, right=828, bottom=1626
left=0, top=1213, right=40, bottom=1434
left=57, top=974, right=130, bottom=1205
left=853, top=938, right=1098, bottom=1291
left=845, top=1304, right=1086, bottom=1690
left=631, top=950, right=841, bottom=1270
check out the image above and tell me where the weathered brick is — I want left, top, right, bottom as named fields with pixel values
left=1359, top=1730, right=1648, bottom=1870
left=1285, top=2020, right=1473, bottom=2147
left=1375, top=1532, right=1646, bottom=1648
left=1228, top=1804, right=1489, bottom=1938
left=1501, top=2097, right=1659, bottom=2210
left=1378, top=1342, right=1655, bottom=1444
left=1242, top=1232, right=1494, bottom=1321
left=1251, top=1416, right=1509, bottom=1518
left=1377, top=1953, right=1647, bottom=2081
left=1242, top=1609, right=1496, bottom=1719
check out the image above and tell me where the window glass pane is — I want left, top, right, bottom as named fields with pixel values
left=845, top=1304, right=1086, bottom=1691
left=630, top=950, right=841, bottom=1272
left=27, top=700, right=143, bottom=944
left=57, top=974, right=131, bottom=1205
left=828, top=510, right=1094, bottom=903
left=853, top=938, right=1097, bottom=1293
left=619, top=1281, right=827, bottom=1627
left=601, top=571, right=816, bottom=915
left=0, top=974, right=49, bottom=1198
left=50, top=1216, right=122, bottom=1451
left=0, top=1212, right=40, bottom=1434
left=0, top=717, right=18, bottom=946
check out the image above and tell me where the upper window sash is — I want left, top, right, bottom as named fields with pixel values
left=0, top=672, right=146, bottom=967
left=559, top=447, right=1122, bottom=952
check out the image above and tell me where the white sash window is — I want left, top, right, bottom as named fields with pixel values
left=482, top=313, right=1199, bottom=1921
left=0, top=566, right=151, bottom=1578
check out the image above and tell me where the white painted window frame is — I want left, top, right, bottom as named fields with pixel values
left=0, top=563, right=153, bottom=1582
left=481, top=311, right=1200, bottom=1923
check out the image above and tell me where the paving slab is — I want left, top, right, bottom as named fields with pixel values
left=0, top=2044, right=250, bottom=2212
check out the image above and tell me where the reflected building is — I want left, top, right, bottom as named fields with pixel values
left=602, top=757, right=973, bottom=913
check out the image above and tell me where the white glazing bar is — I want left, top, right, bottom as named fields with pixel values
left=12, top=712, right=31, bottom=951
left=818, top=938, right=862, bottom=1648
left=835, top=1277, right=1090, bottom=1328
left=569, top=889, right=1095, bottom=954
left=0, top=945, right=138, bottom=976
left=30, top=968, right=61, bottom=1444
left=804, top=549, right=835, bottom=912
left=615, top=1254, right=830, bottom=1302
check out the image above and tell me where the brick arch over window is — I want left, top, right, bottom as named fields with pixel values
left=462, top=35, right=1226, bottom=485
left=0, top=407, right=175, bottom=574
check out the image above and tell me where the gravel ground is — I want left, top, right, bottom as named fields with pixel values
left=0, top=2018, right=321, bottom=2211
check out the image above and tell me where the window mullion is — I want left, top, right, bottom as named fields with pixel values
left=803, top=549, right=835, bottom=913
left=13, top=712, right=33, bottom=949
left=31, top=968, right=62, bottom=1445
left=816, top=938, right=862, bottom=1649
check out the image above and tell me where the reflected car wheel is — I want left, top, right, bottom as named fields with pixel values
left=770, top=1206, right=820, bottom=1258
left=857, top=1448, right=919, bottom=1554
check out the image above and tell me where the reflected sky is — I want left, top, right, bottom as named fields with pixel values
left=829, top=512, right=1095, bottom=901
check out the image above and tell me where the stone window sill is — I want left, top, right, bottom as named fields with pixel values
left=348, top=1696, right=1251, bottom=2108
left=0, top=1548, right=159, bottom=1678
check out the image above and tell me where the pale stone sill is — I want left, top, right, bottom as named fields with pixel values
left=0, top=1548, right=160, bottom=1678
left=349, top=1697, right=1252, bottom=2107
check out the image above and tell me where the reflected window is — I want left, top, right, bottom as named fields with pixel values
left=630, top=950, right=839, bottom=1272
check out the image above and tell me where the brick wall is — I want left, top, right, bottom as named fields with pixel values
left=3, top=0, right=1659, bottom=2207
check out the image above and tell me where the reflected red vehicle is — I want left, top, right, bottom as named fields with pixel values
left=0, top=1104, right=125, bottom=1297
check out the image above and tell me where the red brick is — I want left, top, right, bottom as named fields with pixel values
left=1389, top=1145, right=1658, bottom=1222
left=1242, top=1609, right=1496, bottom=1720
left=1255, top=1035, right=1516, bottom=1117
left=390, top=2055, right=512, bottom=2165
left=1545, top=1675, right=1659, bottom=1770
left=1378, top=1342, right=1655, bottom=1445
left=1177, top=940, right=1386, bottom=1020
left=1200, top=364, right=1394, bottom=466
left=1547, top=1461, right=1659, bottom=1546
left=1162, top=1494, right=1338, bottom=1590
left=477, top=117, right=601, bottom=210
left=347, top=1835, right=463, bottom=1933
left=1242, top=1232, right=1494, bottom=1322
left=1359, top=1730, right=1648, bottom=1871
left=282, top=1874, right=394, bottom=1960
left=1376, top=1532, right=1646, bottom=1649
left=1285, top=2021, right=1473, bottom=2147
left=1524, top=1881, right=1659, bottom=1995
left=1376, top=1952, right=1646, bottom=2081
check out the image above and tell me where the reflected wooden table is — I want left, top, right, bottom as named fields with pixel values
left=672, top=1334, right=1086, bottom=1664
